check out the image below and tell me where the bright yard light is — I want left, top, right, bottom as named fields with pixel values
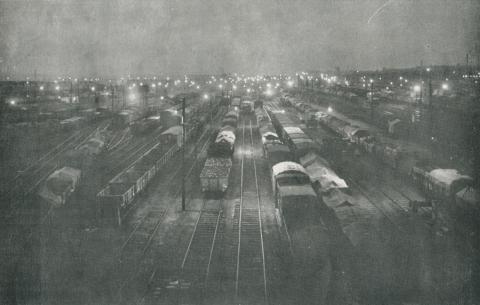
left=442, top=83, right=449, bottom=90
left=413, top=85, right=421, bottom=93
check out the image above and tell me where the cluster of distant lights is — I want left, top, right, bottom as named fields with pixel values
left=27, top=72, right=296, bottom=103
left=202, top=73, right=293, bottom=96
left=10, top=68, right=478, bottom=106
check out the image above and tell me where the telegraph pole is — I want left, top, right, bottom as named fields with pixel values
left=370, top=81, right=374, bottom=121
left=428, top=72, right=434, bottom=157
left=122, top=81, right=126, bottom=109
left=181, top=97, right=186, bottom=211
left=110, top=84, right=115, bottom=111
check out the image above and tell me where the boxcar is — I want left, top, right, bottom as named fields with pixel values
left=271, top=161, right=311, bottom=206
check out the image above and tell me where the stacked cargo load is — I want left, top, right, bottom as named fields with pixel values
left=200, top=110, right=238, bottom=193
left=200, top=158, right=232, bottom=193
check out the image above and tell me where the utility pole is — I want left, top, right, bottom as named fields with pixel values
left=472, top=111, right=480, bottom=190
left=370, top=81, right=374, bottom=121
left=419, top=82, right=423, bottom=105
left=428, top=73, right=434, bottom=157
left=209, top=96, right=213, bottom=123
left=466, top=53, right=470, bottom=75
left=181, top=97, right=186, bottom=211
left=122, top=81, right=126, bottom=109
left=70, top=80, right=73, bottom=103
left=110, top=84, right=115, bottom=111
left=77, top=81, right=80, bottom=104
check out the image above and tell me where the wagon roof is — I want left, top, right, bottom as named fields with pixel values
left=46, top=167, right=81, bottom=194
left=291, top=138, right=314, bottom=145
left=299, top=152, right=329, bottom=168
left=161, top=126, right=183, bottom=136
left=428, top=169, right=472, bottom=186
left=272, top=161, right=308, bottom=177
left=225, top=111, right=239, bottom=117
left=283, top=126, right=304, bottom=134
left=305, top=164, right=348, bottom=190
left=265, top=143, right=290, bottom=153
left=215, top=133, right=235, bottom=144
left=261, top=131, right=279, bottom=138
left=277, top=185, right=316, bottom=198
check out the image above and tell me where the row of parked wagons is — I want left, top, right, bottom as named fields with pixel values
left=200, top=110, right=239, bottom=193
left=316, top=110, right=475, bottom=207
left=257, top=106, right=331, bottom=302
left=288, top=100, right=477, bottom=224
left=96, top=125, right=193, bottom=225
left=264, top=108, right=348, bottom=194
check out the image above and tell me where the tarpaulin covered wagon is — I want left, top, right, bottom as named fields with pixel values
left=38, top=167, right=81, bottom=207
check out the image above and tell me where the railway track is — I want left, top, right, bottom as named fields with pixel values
left=346, top=154, right=431, bottom=232
left=174, top=198, right=223, bottom=304
left=1, top=120, right=110, bottom=223
left=284, top=103, right=421, bottom=234
left=233, top=119, right=268, bottom=305
left=117, top=120, right=222, bottom=304
left=117, top=209, right=167, bottom=305
left=106, top=127, right=131, bottom=151
left=119, top=209, right=166, bottom=265
left=347, top=178, right=407, bottom=233
left=7, top=120, right=110, bottom=198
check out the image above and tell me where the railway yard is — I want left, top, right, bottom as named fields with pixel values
left=0, top=78, right=478, bottom=305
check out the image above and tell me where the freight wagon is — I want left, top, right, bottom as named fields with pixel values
left=271, top=161, right=311, bottom=207
left=97, top=143, right=180, bottom=225
left=38, top=167, right=82, bottom=207
left=200, top=157, right=232, bottom=193
left=160, top=126, right=183, bottom=148
left=264, top=143, right=292, bottom=166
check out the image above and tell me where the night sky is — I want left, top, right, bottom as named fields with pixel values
left=0, top=0, right=479, bottom=77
